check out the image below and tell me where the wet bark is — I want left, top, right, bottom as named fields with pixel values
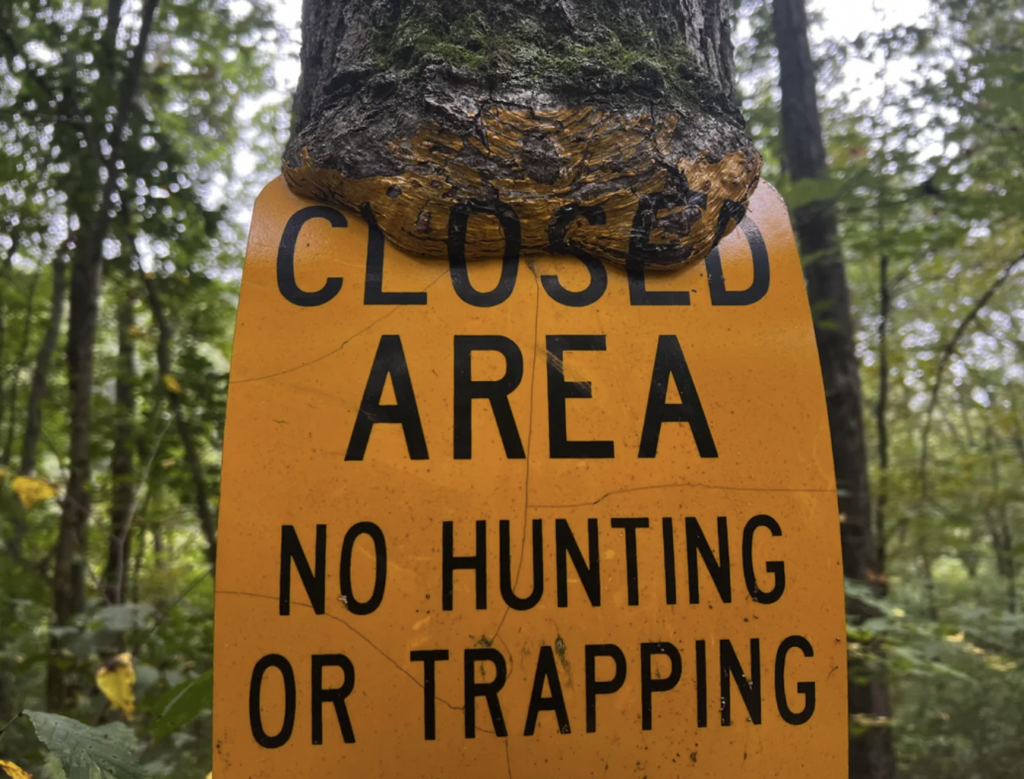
left=771, top=0, right=896, bottom=776
left=286, top=0, right=761, bottom=267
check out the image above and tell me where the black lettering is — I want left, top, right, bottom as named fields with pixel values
left=339, top=522, right=387, bottom=615
left=464, top=648, right=508, bottom=738
left=687, top=516, right=732, bottom=604
left=706, top=217, right=770, bottom=306
left=443, top=520, right=487, bottom=611
left=742, top=514, right=786, bottom=604
left=641, top=643, right=682, bottom=731
left=312, top=654, right=356, bottom=744
left=362, top=204, right=426, bottom=305
left=279, top=525, right=325, bottom=615
left=249, top=654, right=296, bottom=748
left=524, top=645, right=571, bottom=735
left=345, top=335, right=428, bottom=461
left=449, top=201, right=520, bottom=307
left=454, top=336, right=525, bottom=459
left=696, top=640, right=708, bottom=728
left=411, top=650, right=450, bottom=740
left=639, top=336, right=717, bottom=458
left=585, top=644, right=627, bottom=733
left=555, top=518, right=601, bottom=607
left=544, top=204, right=608, bottom=307
left=775, top=636, right=815, bottom=725
left=663, top=517, right=677, bottom=605
left=546, top=335, right=614, bottom=459
left=713, top=198, right=748, bottom=244
left=500, top=519, right=543, bottom=610
left=627, top=193, right=699, bottom=305
left=721, top=639, right=761, bottom=726
left=611, top=518, right=649, bottom=606
left=277, top=206, right=345, bottom=307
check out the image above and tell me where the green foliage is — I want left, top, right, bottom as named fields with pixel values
left=149, top=671, right=212, bottom=743
left=23, top=711, right=143, bottom=779
left=0, top=0, right=281, bottom=775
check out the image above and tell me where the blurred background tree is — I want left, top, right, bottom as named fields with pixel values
left=1, top=0, right=1023, bottom=777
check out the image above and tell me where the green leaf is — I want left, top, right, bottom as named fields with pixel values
left=23, top=710, right=144, bottom=779
left=150, top=670, right=213, bottom=742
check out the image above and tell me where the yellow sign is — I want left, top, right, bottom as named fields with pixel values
left=214, top=178, right=847, bottom=777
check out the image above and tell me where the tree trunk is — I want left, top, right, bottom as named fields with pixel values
left=103, top=297, right=136, bottom=606
left=2, top=265, right=40, bottom=465
left=143, top=274, right=217, bottom=565
left=875, top=251, right=890, bottom=577
left=48, top=0, right=160, bottom=712
left=21, top=247, right=68, bottom=476
left=0, top=231, right=18, bottom=452
left=771, top=0, right=896, bottom=776
left=285, top=0, right=761, bottom=268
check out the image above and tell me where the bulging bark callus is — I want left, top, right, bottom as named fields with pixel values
left=284, top=0, right=762, bottom=268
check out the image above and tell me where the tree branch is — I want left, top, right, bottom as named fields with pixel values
left=918, top=252, right=1024, bottom=496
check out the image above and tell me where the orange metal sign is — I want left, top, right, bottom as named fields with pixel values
left=214, top=178, right=847, bottom=777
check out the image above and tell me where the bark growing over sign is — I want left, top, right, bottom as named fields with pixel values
left=284, top=0, right=761, bottom=268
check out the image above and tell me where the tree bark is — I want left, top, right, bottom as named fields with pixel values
left=103, top=297, right=136, bottom=606
left=875, top=251, right=890, bottom=577
left=48, top=0, right=160, bottom=712
left=2, top=265, right=40, bottom=465
left=285, top=0, right=761, bottom=268
left=0, top=231, right=19, bottom=452
left=21, top=246, right=69, bottom=476
left=771, top=0, right=896, bottom=776
left=143, top=274, right=217, bottom=565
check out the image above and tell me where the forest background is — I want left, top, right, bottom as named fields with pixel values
left=1, top=0, right=1023, bottom=777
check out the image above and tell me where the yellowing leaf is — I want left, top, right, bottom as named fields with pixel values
left=1, top=470, right=58, bottom=510
left=0, top=760, right=34, bottom=779
left=207, top=773, right=213, bottom=779
left=96, top=652, right=137, bottom=721
left=163, top=374, right=182, bottom=394
left=128, top=325, right=146, bottom=338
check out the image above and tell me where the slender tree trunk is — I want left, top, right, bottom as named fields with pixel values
left=875, top=252, right=890, bottom=577
left=21, top=248, right=69, bottom=476
left=984, top=422, right=1017, bottom=614
left=0, top=232, right=18, bottom=449
left=130, top=527, right=145, bottom=604
left=2, top=266, right=40, bottom=465
left=143, top=274, right=217, bottom=564
left=771, top=0, right=896, bottom=776
left=921, top=549, right=939, bottom=621
left=103, top=297, right=136, bottom=605
left=48, top=0, right=160, bottom=711
left=285, top=0, right=761, bottom=268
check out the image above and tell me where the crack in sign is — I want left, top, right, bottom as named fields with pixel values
left=529, top=480, right=836, bottom=510
left=215, top=588, right=480, bottom=721
left=484, top=258, right=542, bottom=655
left=231, top=269, right=451, bottom=385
